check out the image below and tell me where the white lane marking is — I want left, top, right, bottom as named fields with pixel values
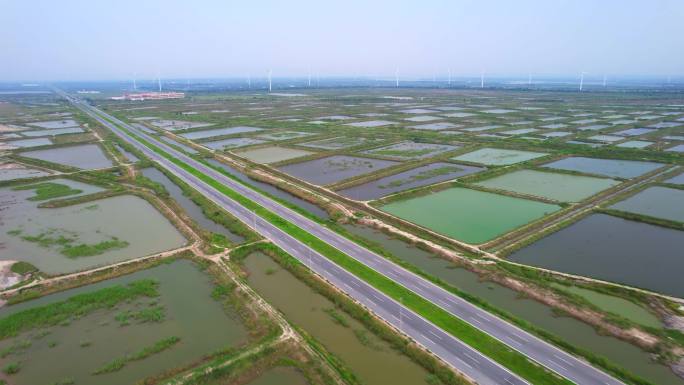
left=372, top=293, right=385, bottom=302
left=550, top=360, right=568, bottom=372
left=464, top=352, right=480, bottom=364
left=428, top=330, right=443, bottom=341
left=553, top=354, right=574, bottom=367
left=421, top=333, right=437, bottom=345
left=458, top=358, right=473, bottom=370
left=470, top=318, right=483, bottom=326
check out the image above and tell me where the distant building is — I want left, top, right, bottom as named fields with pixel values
left=110, top=92, right=185, bottom=101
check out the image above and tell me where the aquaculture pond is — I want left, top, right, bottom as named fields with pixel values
left=203, top=137, right=267, bottom=150
left=234, top=146, right=314, bottom=164
left=550, top=284, right=661, bottom=328
left=610, top=186, right=684, bottom=223
left=6, top=138, right=52, bottom=148
left=20, top=144, right=114, bottom=170
left=542, top=157, right=664, bottom=179
left=0, top=260, right=248, bottom=385
left=509, top=213, right=684, bottom=298
left=205, top=159, right=329, bottom=220
left=0, top=164, right=51, bottom=181
left=666, top=172, right=684, bottom=185
left=278, top=155, right=399, bottom=185
left=299, top=136, right=370, bottom=150
left=22, top=127, right=84, bottom=137
left=344, top=120, right=396, bottom=128
left=364, top=141, right=460, bottom=160
left=141, top=168, right=245, bottom=243
left=26, top=119, right=79, bottom=129
left=180, top=126, right=263, bottom=140
left=150, top=120, right=213, bottom=131
left=474, top=169, right=620, bottom=202
left=380, top=187, right=560, bottom=244
left=451, top=148, right=548, bottom=166
left=338, top=162, right=484, bottom=201
left=243, top=252, right=431, bottom=385
left=616, top=140, right=653, bottom=149
left=256, top=131, right=312, bottom=141
left=342, top=224, right=683, bottom=385
left=0, top=186, right=186, bottom=275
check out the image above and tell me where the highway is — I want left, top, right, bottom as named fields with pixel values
left=65, top=92, right=625, bottom=385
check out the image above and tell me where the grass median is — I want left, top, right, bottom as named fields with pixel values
left=114, top=124, right=574, bottom=385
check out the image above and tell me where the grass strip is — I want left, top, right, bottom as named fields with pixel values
left=13, top=182, right=82, bottom=201
left=93, top=336, right=180, bottom=374
left=0, top=279, right=159, bottom=339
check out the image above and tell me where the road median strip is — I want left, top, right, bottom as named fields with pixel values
left=110, top=121, right=573, bottom=385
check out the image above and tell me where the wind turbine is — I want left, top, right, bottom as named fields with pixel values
left=448, top=69, right=452, bottom=87
left=247, top=73, right=251, bottom=89
left=268, top=70, right=272, bottom=92
left=308, top=70, right=312, bottom=87
left=579, top=71, right=586, bottom=92
left=528, top=73, right=532, bottom=86
left=480, top=71, right=485, bottom=88
left=133, top=73, right=137, bottom=91
left=157, top=73, right=162, bottom=92
left=602, top=74, right=607, bottom=88
left=395, top=68, right=399, bottom=88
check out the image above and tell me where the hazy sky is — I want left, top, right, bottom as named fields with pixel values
left=2, top=0, right=683, bottom=81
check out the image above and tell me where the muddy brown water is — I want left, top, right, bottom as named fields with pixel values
left=244, top=252, right=432, bottom=385
left=0, top=260, right=248, bottom=385
left=142, top=167, right=245, bottom=243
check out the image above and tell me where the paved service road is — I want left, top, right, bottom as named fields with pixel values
left=65, top=92, right=624, bottom=385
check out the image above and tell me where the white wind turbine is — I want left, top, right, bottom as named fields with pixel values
left=579, top=71, right=586, bottom=92
left=268, top=70, right=272, bottom=92
left=395, top=68, right=399, bottom=88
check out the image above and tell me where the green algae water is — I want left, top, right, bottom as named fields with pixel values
left=380, top=187, right=560, bottom=244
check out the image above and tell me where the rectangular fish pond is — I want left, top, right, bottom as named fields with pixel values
left=278, top=155, right=399, bottom=186
left=0, top=181, right=186, bottom=275
left=0, top=259, right=248, bottom=385
left=509, top=213, right=684, bottom=298
left=338, top=162, right=483, bottom=201
left=474, top=169, right=620, bottom=202
left=610, top=186, right=684, bottom=223
left=19, top=144, right=113, bottom=170
left=379, top=187, right=560, bottom=244
left=451, top=148, right=548, bottom=166
left=542, top=157, right=663, bottom=179
left=364, top=141, right=460, bottom=160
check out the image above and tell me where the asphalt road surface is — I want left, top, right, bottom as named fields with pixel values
left=65, top=92, right=624, bottom=385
